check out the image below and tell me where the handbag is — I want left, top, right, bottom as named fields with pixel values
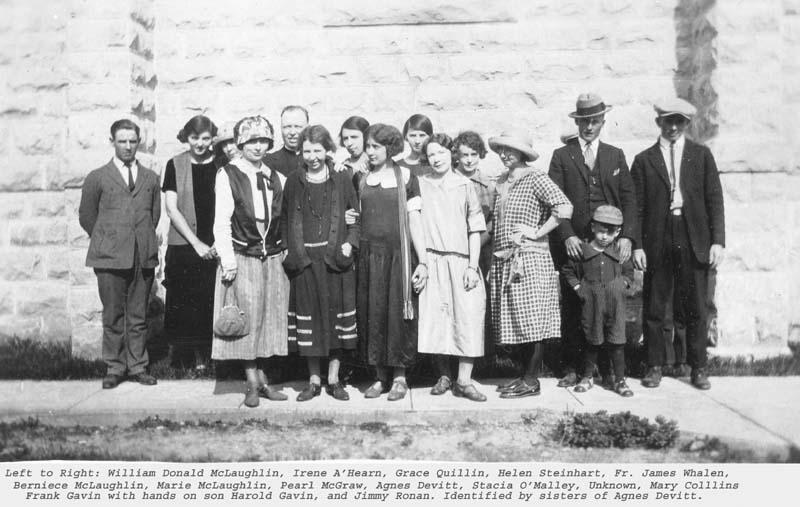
left=213, top=283, right=249, bottom=337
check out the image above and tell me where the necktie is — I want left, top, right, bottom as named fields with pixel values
left=584, top=142, right=595, bottom=170
left=669, top=141, right=676, bottom=204
left=256, top=172, right=271, bottom=224
left=125, top=162, right=135, bottom=192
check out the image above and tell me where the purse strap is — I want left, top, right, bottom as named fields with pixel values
left=221, top=282, right=239, bottom=307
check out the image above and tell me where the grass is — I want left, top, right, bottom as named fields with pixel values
left=1, top=336, right=799, bottom=381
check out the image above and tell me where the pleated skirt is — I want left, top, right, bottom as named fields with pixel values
left=288, top=245, right=358, bottom=357
left=211, top=252, right=289, bottom=360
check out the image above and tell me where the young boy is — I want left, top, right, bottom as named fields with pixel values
left=561, top=205, right=634, bottom=397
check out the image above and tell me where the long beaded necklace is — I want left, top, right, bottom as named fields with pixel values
left=305, top=165, right=330, bottom=238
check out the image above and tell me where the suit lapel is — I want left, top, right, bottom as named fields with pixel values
left=105, top=160, right=129, bottom=192
left=131, top=161, right=146, bottom=197
left=678, top=140, right=694, bottom=196
left=596, top=141, right=612, bottom=186
left=566, top=141, right=589, bottom=185
left=647, top=142, right=671, bottom=191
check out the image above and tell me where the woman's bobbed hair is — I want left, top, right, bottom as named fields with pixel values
left=298, top=124, right=337, bottom=154
left=365, top=123, right=405, bottom=159
left=177, top=115, right=217, bottom=143
left=339, top=116, right=370, bottom=150
left=402, top=113, right=433, bottom=137
left=453, top=130, right=487, bottom=159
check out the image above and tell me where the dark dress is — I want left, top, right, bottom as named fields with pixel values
left=161, top=159, right=217, bottom=357
left=287, top=178, right=358, bottom=357
left=356, top=170, right=420, bottom=368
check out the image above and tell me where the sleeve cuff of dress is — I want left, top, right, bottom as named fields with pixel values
left=467, top=214, right=487, bottom=233
left=406, top=196, right=422, bottom=212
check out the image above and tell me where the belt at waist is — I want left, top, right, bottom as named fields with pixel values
left=670, top=208, right=682, bottom=216
left=304, top=241, right=328, bottom=248
left=426, top=248, right=468, bottom=259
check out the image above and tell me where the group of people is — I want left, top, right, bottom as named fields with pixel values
left=78, top=92, right=725, bottom=408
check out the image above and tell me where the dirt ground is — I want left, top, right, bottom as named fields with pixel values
left=0, top=411, right=776, bottom=463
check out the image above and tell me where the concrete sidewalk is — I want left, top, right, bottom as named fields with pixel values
left=1, top=377, right=798, bottom=458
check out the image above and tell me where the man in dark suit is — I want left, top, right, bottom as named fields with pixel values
left=262, top=105, right=308, bottom=177
left=631, top=98, right=725, bottom=390
left=79, top=119, right=162, bottom=389
left=549, top=93, right=638, bottom=388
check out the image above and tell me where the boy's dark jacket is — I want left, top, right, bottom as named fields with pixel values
left=561, top=242, right=634, bottom=293
left=281, top=162, right=360, bottom=277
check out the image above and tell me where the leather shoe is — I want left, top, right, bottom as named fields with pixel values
left=297, top=383, right=322, bottom=402
left=430, top=376, right=452, bottom=395
left=452, top=382, right=487, bottom=402
left=244, top=382, right=259, bottom=408
left=614, top=379, right=634, bottom=397
left=499, top=378, right=541, bottom=399
left=557, top=371, right=578, bottom=388
left=128, top=372, right=157, bottom=386
left=102, top=374, right=123, bottom=389
left=573, top=377, right=593, bottom=393
left=641, top=366, right=662, bottom=388
left=364, top=381, right=388, bottom=399
left=258, top=384, right=288, bottom=401
left=387, top=380, right=408, bottom=401
left=496, top=377, right=523, bottom=393
left=690, top=368, right=711, bottom=390
left=325, top=382, right=349, bottom=401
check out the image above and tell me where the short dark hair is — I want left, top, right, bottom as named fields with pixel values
left=281, top=105, right=309, bottom=122
left=110, top=119, right=140, bottom=139
left=339, top=116, right=370, bottom=149
left=453, top=130, right=487, bottom=159
left=423, top=133, right=456, bottom=166
left=177, top=115, right=218, bottom=143
left=402, top=113, right=433, bottom=137
left=366, top=124, right=405, bottom=159
left=299, top=124, right=337, bottom=153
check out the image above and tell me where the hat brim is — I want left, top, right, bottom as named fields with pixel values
left=213, top=135, right=235, bottom=145
left=488, top=137, right=539, bottom=162
left=568, top=104, right=613, bottom=118
left=656, top=111, right=693, bottom=120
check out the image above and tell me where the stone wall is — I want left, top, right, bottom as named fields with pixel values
left=0, top=0, right=797, bottom=358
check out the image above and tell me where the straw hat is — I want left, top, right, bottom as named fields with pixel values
left=213, top=121, right=237, bottom=145
left=568, top=93, right=613, bottom=119
left=488, top=129, right=539, bottom=162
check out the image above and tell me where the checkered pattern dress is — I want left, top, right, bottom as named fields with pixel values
left=490, top=170, right=571, bottom=344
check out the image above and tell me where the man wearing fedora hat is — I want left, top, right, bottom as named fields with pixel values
left=630, top=98, right=725, bottom=390
left=548, top=93, right=638, bottom=388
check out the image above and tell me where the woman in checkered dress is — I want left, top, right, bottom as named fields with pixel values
left=488, top=130, right=572, bottom=398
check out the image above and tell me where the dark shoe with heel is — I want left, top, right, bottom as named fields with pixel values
left=690, top=368, right=711, bottom=390
left=614, top=379, right=634, bottom=397
left=641, top=366, right=662, bottom=388
left=244, top=382, right=259, bottom=408
left=573, top=377, right=593, bottom=393
left=557, top=372, right=578, bottom=388
left=102, top=374, right=123, bottom=389
left=325, top=382, right=349, bottom=401
left=499, top=378, right=541, bottom=399
left=387, top=380, right=408, bottom=401
left=297, top=383, right=322, bottom=402
left=258, top=384, right=288, bottom=401
left=496, top=377, right=523, bottom=393
left=430, top=376, right=452, bottom=395
left=364, top=381, right=388, bottom=399
left=128, top=373, right=157, bottom=386
left=452, top=382, right=487, bottom=402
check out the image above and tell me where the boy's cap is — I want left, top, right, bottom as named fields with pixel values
left=592, top=205, right=623, bottom=226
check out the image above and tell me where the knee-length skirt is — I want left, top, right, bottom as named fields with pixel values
left=418, top=252, right=485, bottom=357
left=490, top=249, right=561, bottom=345
left=288, top=245, right=358, bottom=357
left=356, top=240, right=417, bottom=368
left=211, top=252, right=289, bottom=360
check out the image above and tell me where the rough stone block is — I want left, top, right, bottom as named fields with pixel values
left=0, top=288, right=13, bottom=315
left=46, top=248, right=71, bottom=281
left=598, top=49, right=675, bottom=78
left=9, top=221, right=42, bottom=247
left=0, top=248, right=46, bottom=281
left=325, top=25, right=409, bottom=55
left=524, top=51, right=596, bottom=81
left=66, top=19, right=128, bottom=51
left=0, top=315, right=41, bottom=340
left=68, top=50, right=130, bottom=84
left=719, top=172, right=753, bottom=204
left=15, top=282, right=68, bottom=317
left=305, top=86, right=370, bottom=114
left=12, top=32, right=66, bottom=59
left=750, top=172, right=798, bottom=201
left=69, top=0, right=129, bottom=20
left=28, top=191, right=66, bottom=218
left=14, top=121, right=64, bottom=156
left=449, top=53, right=521, bottom=81
left=323, top=0, right=515, bottom=27
left=6, top=57, right=69, bottom=91
left=369, top=85, right=417, bottom=114
left=67, top=84, right=130, bottom=112
left=69, top=248, right=94, bottom=285
left=357, top=55, right=407, bottom=84
left=724, top=232, right=788, bottom=272
left=70, top=322, right=102, bottom=359
left=713, top=136, right=787, bottom=173
left=416, top=82, right=510, bottom=111
left=0, top=193, right=29, bottom=219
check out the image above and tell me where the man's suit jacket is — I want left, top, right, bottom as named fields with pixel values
left=548, top=139, right=639, bottom=259
left=630, top=138, right=725, bottom=267
left=79, top=160, right=161, bottom=269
